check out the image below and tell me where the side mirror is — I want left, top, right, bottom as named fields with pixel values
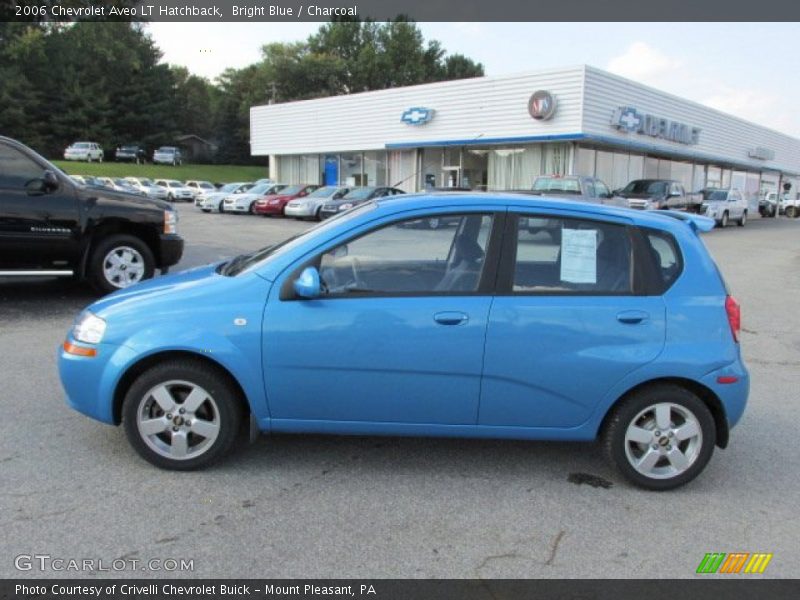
left=44, top=170, right=59, bottom=190
left=294, top=266, right=321, bottom=299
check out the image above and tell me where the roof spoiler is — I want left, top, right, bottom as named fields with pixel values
left=658, top=210, right=715, bottom=233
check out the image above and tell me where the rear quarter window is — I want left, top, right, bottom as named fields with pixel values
left=642, top=229, right=682, bottom=292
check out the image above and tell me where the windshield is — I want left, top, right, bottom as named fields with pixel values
left=167, top=180, right=181, bottom=186
left=247, top=183, right=272, bottom=195
left=308, top=186, right=339, bottom=198
left=343, top=187, right=376, bottom=200
left=279, top=185, right=305, bottom=195
left=218, top=183, right=242, bottom=193
left=200, top=182, right=214, bottom=189
left=140, top=178, right=153, bottom=186
left=72, top=142, right=90, bottom=149
left=622, top=180, right=667, bottom=195
left=157, top=147, right=175, bottom=153
left=121, top=146, right=138, bottom=151
left=532, top=177, right=581, bottom=193
left=226, top=202, right=378, bottom=276
left=707, top=191, right=729, bottom=201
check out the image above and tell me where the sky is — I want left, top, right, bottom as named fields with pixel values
left=147, top=22, right=800, bottom=137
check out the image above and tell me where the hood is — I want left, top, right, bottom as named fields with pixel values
left=76, top=186, right=172, bottom=210
left=84, top=263, right=272, bottom=346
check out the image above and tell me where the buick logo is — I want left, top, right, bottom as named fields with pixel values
left=401, top=107, right=435, bottom=126
left=528, top=91, right=557, bottom=120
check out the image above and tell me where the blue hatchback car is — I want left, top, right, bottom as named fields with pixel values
left=59, top=194, right=748, bottom=489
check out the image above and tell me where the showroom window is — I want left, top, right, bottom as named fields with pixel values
left=363, top=151, right=387, bottom=187
left=276, top=155, right=321, bottom=185
left=340, top=153, right=364, bottom=186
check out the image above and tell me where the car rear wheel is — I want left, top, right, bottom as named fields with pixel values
left=603, top=384, right=715, bottom=490
left=122, top=360, right=244, bottom=470
left=737, top=211, right=747, bottom=227
left=89, top=234, right=155, bottom=294
left=720, top=211, right=729, bottom=228
left=787, top=206, right=798, bottom=218
left=248, top=201, right=257, bottom=214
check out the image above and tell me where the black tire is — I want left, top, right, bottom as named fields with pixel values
left=787, top=206, right=797, bottom=219
left=219, top=201, right=225, bottom=213
left=167, top=193, right=175, bottom=202
left=122, top=360, right=245, bottom=470
left=603, top=384, right=716, bottom=491
left=720, top=211, right=728, bottom=228
left=249, top=201, right=256, bottom=214
left=737, top=211, right=747, bottom=227
left=88, top=234, right=155, bottom=294
left=315, top=206, right=323, bottom=221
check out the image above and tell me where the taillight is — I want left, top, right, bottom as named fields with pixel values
left=725, top=295, right=740, bottom=343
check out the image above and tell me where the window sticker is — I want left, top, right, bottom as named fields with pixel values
left=560, top=229, right=597, bottom=284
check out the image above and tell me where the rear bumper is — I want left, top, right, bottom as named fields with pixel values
left=157, top=234, right=184, bottom=269
left=701, top=359, right=750, bottom=430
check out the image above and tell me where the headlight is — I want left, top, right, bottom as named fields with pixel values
left=164, top=209, right=178, bottom=234
left=268, top=199, right=280, bottom=205
left=339, top=203, right=353, bottom=210
left=72, top=311, right=107, bottom=344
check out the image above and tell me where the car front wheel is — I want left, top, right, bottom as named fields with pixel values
left=720, top=211, right=729, bottom=228
left=122, top=360, right=244, bottom=470
left=737, top=211, right=747, bottom=227
left=603, top=384, right=715, bottom=490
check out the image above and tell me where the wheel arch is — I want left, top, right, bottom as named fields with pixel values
left=80, top=219, right=161, bottom=276
left=112, top=350, right=251, bottom=425
left=599, top=377, right=729, bottom=448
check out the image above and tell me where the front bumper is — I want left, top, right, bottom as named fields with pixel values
left=158, top=234, right=184, bottom=268
left=285, top=204, right=315, bottom=217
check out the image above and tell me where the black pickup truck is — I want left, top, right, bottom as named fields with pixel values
left=0, top=136, right=184, bottom=293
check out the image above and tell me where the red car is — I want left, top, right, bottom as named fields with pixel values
left=253, top=184, right=319, bottom=216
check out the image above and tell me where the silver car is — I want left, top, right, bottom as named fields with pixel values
left=529, top=175, right=626, bottom=207
left=700, top=189, right=748, bottom=228
left=224, top=183, right=287, bottom=214
left=154, top=179, right=194, bottom=202
left=198, top=182, right=254, bottom=213
left=284, top=185, right=351, bottom=220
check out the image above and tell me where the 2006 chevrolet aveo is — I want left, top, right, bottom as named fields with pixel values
left=59, top=194, right=748, bottom=490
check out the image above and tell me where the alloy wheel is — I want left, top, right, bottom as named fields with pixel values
left=102, top=246, right=146, bottom=288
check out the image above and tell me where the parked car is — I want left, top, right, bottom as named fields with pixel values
left=63, top=141, right=104, bottom=162
left=318, top=186, right=406, bottom=219
left=699, top=189, right=748, bottom=228
left=772, top=192, right=800, bottom=218
left=124, top=177, right=168, bottom=201
left=197, top=182, right=255, bottom=213
left=284, top=185, right=350, bottom=220
left=223, top=183, right=287, bottom=214
left=758, top=192, right=777, bottom=217
left=615, top=179, right=698, bottom=212
left=185, top=180, right=216, bottom=201
left=94, top=176, right=122, bottom=191
left=154, top=179, right=194, bottom=202
left=527, top=175, right=626, bottom=207
left=114, top=144, right=147, bottom=163
left=253, top=184, right=321, bottom=217
left=152, top=146, right=182, bottom=166
left=0, top=135, right=183, bottom=293
left=57, top=193, right=747, bottom=490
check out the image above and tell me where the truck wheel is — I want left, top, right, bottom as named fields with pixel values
left=787, top=206, right=797, bottom=219
left=720, top=212, right=728, bottom=228
left=89, top=234, right=155, bottom=294
left=737, top=211, right=747, bottom=227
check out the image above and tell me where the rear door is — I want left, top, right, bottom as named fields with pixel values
left=479, top=212, right=666, bottom=428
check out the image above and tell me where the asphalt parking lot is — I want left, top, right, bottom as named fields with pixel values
left=1, top=207, right=799, bottom=579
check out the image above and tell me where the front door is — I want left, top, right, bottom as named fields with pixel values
left=479, top=213, right=666, bottom=428
left=262, top=212, right=498, bottom=425
left=0, top=141, right=79, bottom=270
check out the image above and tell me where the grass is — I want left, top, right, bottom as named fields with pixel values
left=52, top=160, right=269, bottom=183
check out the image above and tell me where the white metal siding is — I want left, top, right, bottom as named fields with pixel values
left=581, top=66, right=800, bottom=174
left=250, top=67, right=585, bottom=155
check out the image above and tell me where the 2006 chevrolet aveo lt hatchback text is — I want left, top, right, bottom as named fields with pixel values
left=59, top=194, right=748, bottom=490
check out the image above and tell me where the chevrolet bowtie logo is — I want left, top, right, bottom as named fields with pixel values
left=401, top=107, right=435, bottom=126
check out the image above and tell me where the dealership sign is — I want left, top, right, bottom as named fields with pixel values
left=401, top=107, right=435, bottom=126
left=748, top=147, right=775, bottom=160
left=528, top=91, right=557, bottom=120
left=611, top=106, right=701, bottom=145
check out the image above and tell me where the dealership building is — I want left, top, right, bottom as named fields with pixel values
left=250, top=65, right=800, bottom=204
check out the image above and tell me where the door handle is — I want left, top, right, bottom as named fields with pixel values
left=616, top=310, right=649, bottom=324
left=434, top=311, right=469, bottom=326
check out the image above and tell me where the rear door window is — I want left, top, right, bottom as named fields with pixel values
left=643, top=229, right=682, bottom=291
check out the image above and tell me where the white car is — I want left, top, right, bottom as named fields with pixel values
left=223, top=183, right=287, bottom=214
left=284, top=185, right=351, bottom=220
left=153, top=146, right=183, bottom=165
left=124, top=177, right=168, bottom=200
left=154, top=179, right=195, bottom=202
left=198, top=182, right=254, bottom=213
left=63, top=142, right=104, bottom=162
left=701, top=189, right=748, bottom=227
left=186, top=180, right=216, bottom=204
